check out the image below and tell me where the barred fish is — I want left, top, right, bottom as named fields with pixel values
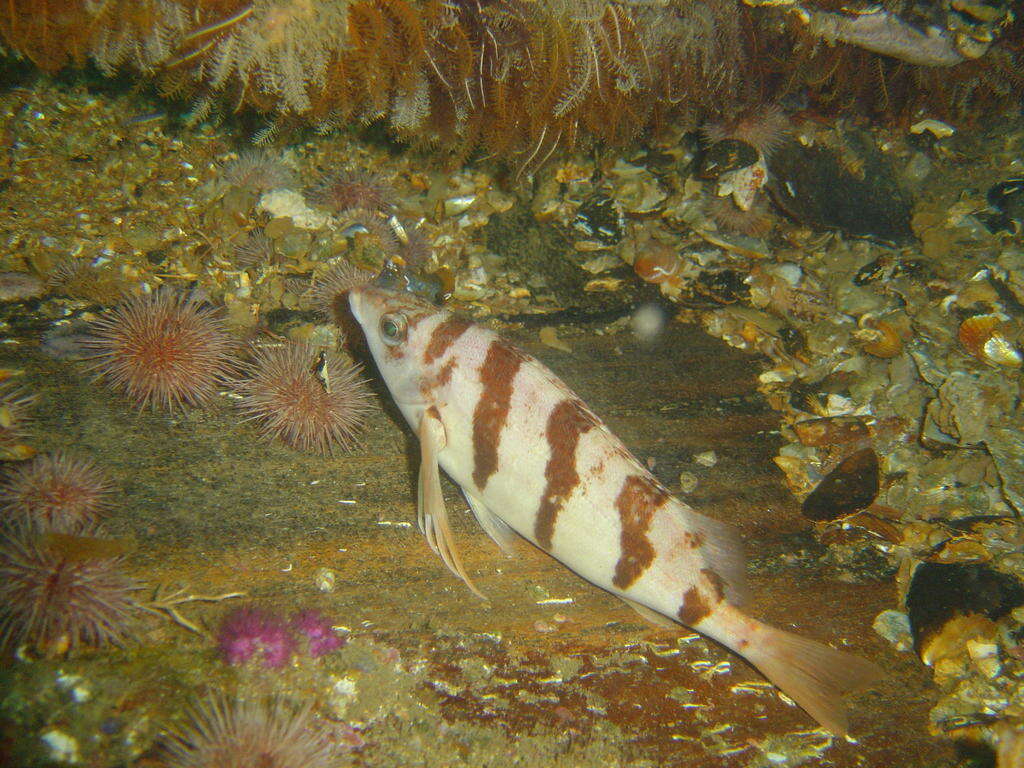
left=348, top=284, right=881, bottom=734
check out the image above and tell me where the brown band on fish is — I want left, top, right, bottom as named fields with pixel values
left=535, top=399, right=598, bottom=549
left=424, top=318, right=471, bottom=364
left=701, top=568, right=727, bottom=603
left=677, top=586, right=711, bottom=626
left=683, top=531, right=705, bottom=550
left=436, top=359, right=456, bottom=387
left=472, top=342, right=524, bottom=490
left=612, top=474, right=669, bottom=589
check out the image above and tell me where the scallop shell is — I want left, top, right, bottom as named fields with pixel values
left=634, top=248, right=682, bottom=288
left=958, top=314, right=1022, bottom=367
left=857, top=314, right=909, bottom=358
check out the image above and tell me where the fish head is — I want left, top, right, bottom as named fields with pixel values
left=349, top=285, right=448, bottom=407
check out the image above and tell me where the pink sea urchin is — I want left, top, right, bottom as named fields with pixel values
left=217, top=606, right=295, bottom=668
left=165, top=696, right=337, bottom=768
left=85, top=289, right=240, bottom=412
left=0, top=527, right=139, bottom=655
left=233, top=342, right=374, bottom=455
left=0, top=451, right=113, bottom=533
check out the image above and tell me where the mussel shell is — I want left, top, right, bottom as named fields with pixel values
left=905, top=561, right=1024, bottom=663
left=802, top=447, right=879, bottom=521
left=697, top=139, right=758, bottom=179
left=987, top=178, right=1024, bottom=222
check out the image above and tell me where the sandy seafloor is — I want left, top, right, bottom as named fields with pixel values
left=1, top=71, right=1021, bottom=767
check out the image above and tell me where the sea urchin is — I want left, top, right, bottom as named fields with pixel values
left=701, top=104, right=792, bottom=160
left=222, top=150, right=295, bottom=193
left=0, top=451, right=113, bottom=533
left=308, top=169, right=396, bottom=215
left=311, top=261, right=377, bottom=323
left=0, top=527, right=139, bottom=655
left=0, top=383, right=36, bottom=450
left=85, top=289, right=240, bottom=412
left=165, top=696, right=337, bottom=768
left=233, top=342, right=373, bottom=455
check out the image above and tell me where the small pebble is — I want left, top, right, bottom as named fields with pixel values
left=693, top=451, right=717, bottom=467
left=872, top=609, right=913, bottom=651
left=0, top=271, right=44, bottom=301
left=314, top=567, right=337, bottom=593
left=41, top=730, right=80, bottom=764
left=678, top=471, right=699, bottom=494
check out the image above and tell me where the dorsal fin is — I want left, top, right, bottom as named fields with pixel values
left=688, top=510, right=748, bottom=606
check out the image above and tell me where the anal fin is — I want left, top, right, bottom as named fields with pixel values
left=418, top=408, right=486, bottom=599
left=621, top=597, right=678, bottom=629
left=464, top=491, right=518, bottom=556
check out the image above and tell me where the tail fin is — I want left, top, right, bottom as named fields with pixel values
left=745, top=623, right=883, bottom=735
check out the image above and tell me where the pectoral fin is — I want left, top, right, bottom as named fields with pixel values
left=418, top=407, right=486, bottom=599
left=464, top=490, right=518, bottom=556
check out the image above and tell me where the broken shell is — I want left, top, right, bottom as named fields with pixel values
left=909, top=119, right=955, bottom=139
left=958, top=314, right=1022, bottom=367
left=614, top=177, right=667, bottom=215
left=443, top=195, right=476, bottom=217
left=583, top=277, right=625, bottom=292
left=716, top=158, right=767, bottom=211
left=554, top=161, right=591, bottom=185
left=792, top=416, right=869, bottom=447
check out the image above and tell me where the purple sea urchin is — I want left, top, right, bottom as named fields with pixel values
left=217, top=606, right=295, bottom=668
left=701, top=104, right=792, bottom=160
left=308, top=169, right=396, bottom=215
left=84, top=289, right=240, bottom=412
left=343, top=208, right=401, bottom=253
left=222, top=151, right=295, bottom=192
left=311, top=262, right=377, bottom=322
left=232, top=230, right=277, bottom=268
left=0, top=527, right=139, bottom=654
left=233, top=342, right=373, bottom=455
left=705, top=195, right=774, bottom=238
left=0, top=451, right=113, bottom=533
left=165, top=696, right=337, bottom=768
left=0, top=383, right=36, bottom=447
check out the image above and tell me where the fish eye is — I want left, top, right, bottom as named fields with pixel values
left=379, top=313, right=407, bottom=345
